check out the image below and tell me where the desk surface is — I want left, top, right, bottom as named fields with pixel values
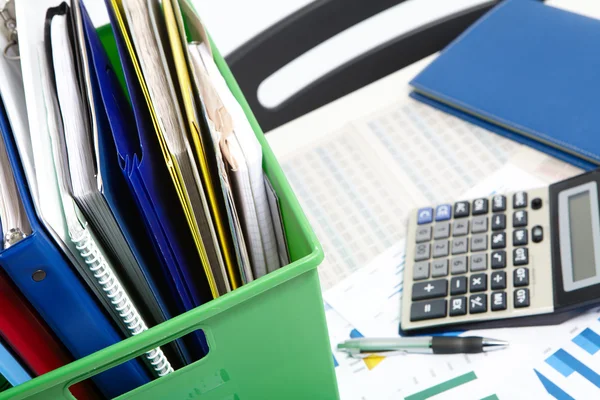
left=266, top=1, right=600, bottom=398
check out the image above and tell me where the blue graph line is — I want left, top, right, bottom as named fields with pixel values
left=547, top=349, right=600, bottom=388
left=534, top=369, right=574, bottom=400
left=572, top=328, right=600, bottom=355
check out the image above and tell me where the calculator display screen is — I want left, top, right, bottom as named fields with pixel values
left=568, top=192, right=597, bottom=282
left=558, top=181, right=600, bottom=291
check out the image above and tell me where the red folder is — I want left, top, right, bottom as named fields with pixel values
left=0, top=269, right=100, bottom=398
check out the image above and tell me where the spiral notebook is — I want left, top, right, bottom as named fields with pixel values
left=16, top=0, right=176, bottom=393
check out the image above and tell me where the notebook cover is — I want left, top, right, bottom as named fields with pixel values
left=410, top=92, right=597, bottom=171
left=410, top=0, right=600, bottom=168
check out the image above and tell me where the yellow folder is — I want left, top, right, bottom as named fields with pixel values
left=162, top=0, right=241, bottom=290
left=109, top=0, right=225, bottom=297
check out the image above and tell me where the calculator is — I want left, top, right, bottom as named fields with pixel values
left=400, top=169, right=600, bottom=334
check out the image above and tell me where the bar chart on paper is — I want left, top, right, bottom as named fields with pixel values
left=534, top=321, right=600, bottom=399
left=403, top=366, right=547, bottom=400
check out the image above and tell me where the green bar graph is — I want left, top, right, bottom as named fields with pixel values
left=405, top=371, right=478, bottom=400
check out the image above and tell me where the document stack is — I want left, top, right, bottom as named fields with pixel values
left=0, top=0, right=290, bottom=397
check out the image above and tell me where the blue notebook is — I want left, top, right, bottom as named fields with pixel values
left=410, top=0, right=600, bottom=171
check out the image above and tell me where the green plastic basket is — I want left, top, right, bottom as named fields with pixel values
left=1, top=8, right=338, bottom=400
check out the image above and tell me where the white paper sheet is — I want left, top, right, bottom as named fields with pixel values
left=269, top=94, right=581, bottom=290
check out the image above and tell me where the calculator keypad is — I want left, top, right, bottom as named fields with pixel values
left=434, top=222, right=451, bottom=239
left=450, top=256, right=468, bottom=274
left=404, top=187, right=552, bottom=329
left=491, top=214, right=506, bottom=230
left=491, top=271, right=507, bottom=290
left=450, top=276, right=468, bottom=295
left=453, top=220, right=469, bottom=236
left=454, top=202, right=470, bottom=218
left=491, top=292, right=507, bottom=311
left=431, top=259, right=448, bottom=278
left=416, top=226, right=432, bottom=243
left=411, top=300, right=447, bottom=321
left=471, top=216, right=488, bottom=233
left=469, top=294, right=487, bottom=313
left=412, top=279, right=448, bottom=301
left=492, top=195, right=506, bottom=212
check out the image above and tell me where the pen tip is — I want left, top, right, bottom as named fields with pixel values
left=482, top=338, right=509, bottom=352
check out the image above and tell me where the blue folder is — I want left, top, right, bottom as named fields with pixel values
left=409, top=0, right=600, bottom=171
left=0, top=98, right=150, bottom=397
left=102, top=0, right=211, bottom=359
left=80, top=1, right=188, bottom=367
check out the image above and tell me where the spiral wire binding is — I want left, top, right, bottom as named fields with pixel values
left=72, top=228, right=174, bottom=377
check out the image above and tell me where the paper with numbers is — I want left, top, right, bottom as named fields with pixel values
left=268, top=94, right=581, bottom=290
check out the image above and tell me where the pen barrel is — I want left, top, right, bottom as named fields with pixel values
left=431, top=336, right=483, bottom=354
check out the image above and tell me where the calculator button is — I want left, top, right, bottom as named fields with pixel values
left=469, top=294, right=487, bottom=314
left=513, top=192, right=527, bottom=208
left=471, top=234, right=488, bottom=252
left=514, top=267, right=530, bottom=287
left=434, top=222, right=451, bottom=239
left=435, top=204, right=452, bottom=221
left=491, top=214, right=506, bottom=231
left=450, top=276, right=468, bottom=295
left=415, top=243, right=431, bottom=261
left=413, top=261, right=430, bottom=281
left=472, top=198, right=489, bottom=215
left=532, top=225, right=543, bottom=243
left=491, top=232, right=506, bottom=249
left=513, top=210, right=528, bottom=227
left=492, top=195, right=507, bottom=212
left=513, top=229, right=528, bottom=246
left=449, top=297, right=467, bottom=316
left=470, top=254, right=487, bottom=272
left=431, top=259, right=449, bottom=278
left=471, top=216, right=488, bottom=233
left=433, top=241, right=449, bottom=258
left=452, top=220, right=469, bottom=236
left=451, top=238, right=468, bottom=255
left=491, top=253, right=506, bottom=271
left=411, top=279, right=448, bottom=301
left=451, top=256, right=468, bottom=275
left=491, top=271, right=507, bottom=290
left=491, top=292, right=507, bottom=311
left=454, top=201, right=470, bottom=218
left=410, top=299, right=447, bottom=321
left=470, top=273, right=487, bottom=292
left=416, top=226, right=432, bottom=243
left=417, top=207, right=434, bottom=224
left=514, top=288, right=530, bottom=308
left=531, top=197, right=543, bottom=210
left=513, top=247, right=529, bottom=266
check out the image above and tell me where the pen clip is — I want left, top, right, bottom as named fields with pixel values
left=0, top=0, right=18, bottom=60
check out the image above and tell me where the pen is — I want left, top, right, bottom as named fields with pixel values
left=337, top=336, right=508, bottom=357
